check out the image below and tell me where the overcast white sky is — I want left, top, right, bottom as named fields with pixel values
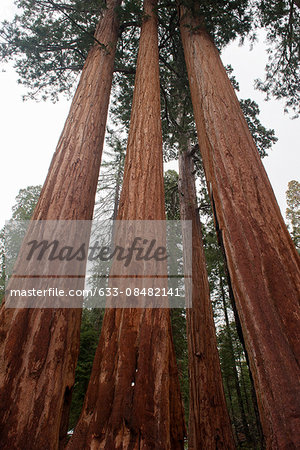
left=0, top=1, right=299, bottom=228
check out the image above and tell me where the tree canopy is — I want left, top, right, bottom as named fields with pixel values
left=1, top=0, right=299, bottom=115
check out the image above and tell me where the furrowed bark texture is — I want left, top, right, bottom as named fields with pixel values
left=178, top=149, right=235, bottom=450
left=180, top=10, right=300, bottom=449
left=67, top=1, right=185, bottom=448
left=0, top=2, right=121, bottom=448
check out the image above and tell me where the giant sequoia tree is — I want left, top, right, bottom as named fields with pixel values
left=0, top=0, right=299, bottom=449
left=0, top=1, right=121, bottom=448
left=67, top=0, right=185, bottom=447
left=180, top=6, right=300, bottom=448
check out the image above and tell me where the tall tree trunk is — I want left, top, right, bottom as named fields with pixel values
left=178, top=148, right=235, bottom=449
left=180, top=8, right=300, bottom=449
left=67, top=0, right=185, bottom=448
left=0, top=2, right=121, bottom=449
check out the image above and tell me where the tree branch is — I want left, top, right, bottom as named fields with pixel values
left=46, top=0, right=108, bottom=51
left=159, top=54, right=181, bottom=78
left=119, top=21, right=140, bottom=33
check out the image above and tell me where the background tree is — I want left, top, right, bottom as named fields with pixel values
left=93, top=132, right=126, bottom=223
left=286, top=179, right=300, bottom=251
left=0, top=185, right=42, bottom=305
left=10, top=185, right=42, bottom=220
left=179, top=146, right=235, bottom=449
left=68, top=308, right=104, bottom=431
left=180, top=5, right=300, bottom=448
left=0, top=1, right=122, bottom=448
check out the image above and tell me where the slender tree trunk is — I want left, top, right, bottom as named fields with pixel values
left=112, top=162, right=123, bottom=222
left=180, top=9, right=300, bottom=449
left=178, top=148, right=235, bottom=449
left=219, top=276, right=252, bottom=446
left=67, top=1, right=185, bottom=448
left=223, top=375, right=240, bottom=447
left=238, top=357, right=251, bottom=417
left=111, top=151, right=124, bottom=246
left=0, top=2, right=121, bottom=449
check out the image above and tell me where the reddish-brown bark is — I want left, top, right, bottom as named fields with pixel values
left=178, top=148, right=235, bottom=449
left=180, top=9, right=300, bottom=449
left=0, top=2, right=121, bottom=448
left=67, top=1, right=185, bottom=448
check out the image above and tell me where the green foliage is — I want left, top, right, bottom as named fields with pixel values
left=182, top=0, right=254, bottom=48
left=157, top=8, right=196, bottom=159
left=11, top=184, right=42, bottom=219
left=0, top=0, right=279, bottom=160
left=94, top=131, right=126, bottom=222
left=164, top=169, right=189, bottom=422
left=110, top=2, right=141, bottom=130
left=286, top=179, right=300, bottom=251
left=1, top=0, right=298, bottom=120
left=0, top=185, right=41, bottom=304
left=218, top=321, right=263, bottom=447
left=202, top=219, right=226, bottom=317
left=240, top=99, right=277, bottom=158
left=0, top=0, right=105, bottom=101
left=164, top=170, right=180, bottom=220
left=68, top=308, right=104, bottom=430
left=110, top=9, right=277, bottom=163
left=225, top=66, right=278, bottom=158
left=255, top=0, right=300, bottom=117
left=0, top=0, right=143, bottom=101
left=170, top=308, right=189, bottom=424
